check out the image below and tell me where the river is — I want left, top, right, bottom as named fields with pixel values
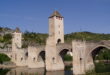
left=0, top=67, right=73, bottom=75
left=0, top=63, right=110, bottom=75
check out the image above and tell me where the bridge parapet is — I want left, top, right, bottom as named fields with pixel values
left=56, top=43, right=72, bottom=53
left=0, top=48, right=12, bottom=53
left=85, top=40, right=110, bottom=55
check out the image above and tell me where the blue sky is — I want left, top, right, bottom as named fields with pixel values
left=0, top=0, right=110, bottom=34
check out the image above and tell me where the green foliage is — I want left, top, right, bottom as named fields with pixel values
left=0, top=53, right=11, bottom=64
left=0, top=36, right=3, bottom=43
left=22, top=31, right=110, bottom=47
left=65, top=65, right=72, bottom=70
left=95, top=48, right=110, bottom=60
left=0, top=27, right=3, bottom=32
left=95, top=62, right=110, bottom=73
left=1, top=26, right=110, bottom=48
left=23, top=31, right=48, bottom=47
left=86, top=62, right=110, bottom=74
left=65, top=32, right=110, bottom=42
left=92, top=48, right=110, bottom=74
left=2, top=34, right=12, bottom=45
left=63, top=55, right=72, bottom=61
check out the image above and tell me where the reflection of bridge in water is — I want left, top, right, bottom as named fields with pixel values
left=6, top=67, right=72, bottom=75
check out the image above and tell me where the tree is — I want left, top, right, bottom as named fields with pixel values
left=0, top=53, right=11, bottom=64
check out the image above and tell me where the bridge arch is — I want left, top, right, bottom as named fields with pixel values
left=57, top=39, right=61, bottom=44
left=59, top=49, right=69, bottom=60
left=85, top=45, right=110, bottom=71
left=37, top=51, right=45, bottom=62
left=59, top=48, right=72, bottom=62
left=86, top=45, right=110, bottom=61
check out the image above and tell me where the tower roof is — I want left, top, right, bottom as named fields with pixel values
left=49, top=11, right=63, bottom=18
left=15, top=27, right=21, bottom=33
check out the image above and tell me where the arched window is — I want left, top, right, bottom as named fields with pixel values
left=21, top=57, right=23, bottom=61
left=57, top=39, right=61, bottom=44
left=33, top=57, right=35, bottom=61
left=52, top=57, right=55, bottom=63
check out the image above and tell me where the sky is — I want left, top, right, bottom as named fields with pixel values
left=0, top=0, right=110, bottom=34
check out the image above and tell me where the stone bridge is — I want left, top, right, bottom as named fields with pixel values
left=0, top=43, right=72, bottom=68
left=0, top=40, right=110, bottom=72
left=72, top=40, right=110, bottom=74
left=28, top=43, right=72, bottom=68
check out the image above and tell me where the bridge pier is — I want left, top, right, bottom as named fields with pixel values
left=14, top=50, right=27, bottom=67
left=28, top=46, right=45, bottom=68
left=85, top=55, right=95, bottom=71
left=46, top=37, right=64, bottom=71
left=72, top=40, right=86, bottom=75
left=72, top=40, right=97, bottom=74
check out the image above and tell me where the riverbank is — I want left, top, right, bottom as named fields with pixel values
left=0, top=64, right=16, bottom=69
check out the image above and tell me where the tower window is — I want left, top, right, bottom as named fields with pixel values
left=59, top=25, right=60, bottom=28
left=21, top=57, right=23, bottom=61
left=57, top=39, right=61, bottom=44
left=56, top=17, right=59, bottom=19
left=59, top=31, right=60, bottom=34
left=33, top=57, right=35, bottom=61
left=52, top=57, right=55, bottom=63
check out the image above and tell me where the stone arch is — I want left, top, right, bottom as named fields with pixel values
left=85, top=45, right=110, bottom=71
left=37, top=51, right=45, bottom=62
left=59, top=49, right=70, bottom=61
left=86, top=45, right=110, bottom=61
left=57, top=39, right=61, bottom=44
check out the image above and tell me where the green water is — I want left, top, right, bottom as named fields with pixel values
left=0, top=69, right=10, bottom=75
left=86, top=62, right=110, bottom=75
left=95, top=62, right=110, bottom=73
left=87, top=72, right=110, bottom=75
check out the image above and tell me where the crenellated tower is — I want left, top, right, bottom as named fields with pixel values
left=46, top=11, right=65, bottom=71
left=49, top=11, right=64, bottom=44
left=12, top=27, right=22, bottom=51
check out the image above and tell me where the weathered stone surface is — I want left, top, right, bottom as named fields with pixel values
left=72, top=40, right=86, bottom=75
left=45, top=37, right=64, bottom=71
left=49, top=11, right=64, bottom=44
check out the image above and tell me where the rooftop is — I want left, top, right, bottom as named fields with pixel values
left=49, top=11, right=63, bottom=18
left=15, top=27, right=21, bottom=33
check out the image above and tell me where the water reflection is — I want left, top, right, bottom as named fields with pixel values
left=46, top=71, right=64, bottom=75
left=6, top=67, right=71, bottom=75
left=1, top=67, right=110, bottom=75
left=7, top=67, right=44, bottom=75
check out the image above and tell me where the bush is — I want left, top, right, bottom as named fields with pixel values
left=63, top=55, right=72, bottom=61
left=95, top=48, right=110, bottom=60
left=0, top=53, right=11, bottom=64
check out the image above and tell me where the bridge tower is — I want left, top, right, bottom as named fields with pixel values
left=12, top=27, right=22, bottom=51
left=49, top=11, right=64, bottom=44
left=12, top=28, right=27, bottom=66
left=46, top=11, right=65, bottom=71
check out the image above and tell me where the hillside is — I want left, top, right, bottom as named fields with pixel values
left=1, top=27, right=110, bottom=48
left=65, top=32, right=110, bottom=42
